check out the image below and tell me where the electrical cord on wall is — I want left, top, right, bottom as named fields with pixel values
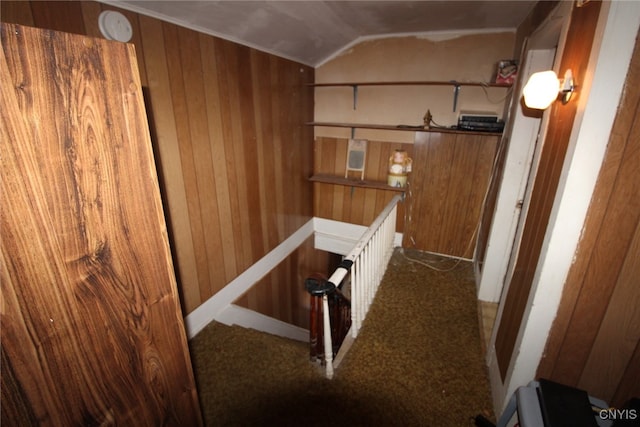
left=400, top=233, right=478, bottom=272
left=400, top=116, right=509, bottom=272
left=480, top=81, right=514, bottom=104
left=428, top=115, right=453, bottom=131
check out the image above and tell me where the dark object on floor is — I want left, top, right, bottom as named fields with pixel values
left=475, top=414, right=496, bottom=427
left=538, top=378, right=598, bottom=427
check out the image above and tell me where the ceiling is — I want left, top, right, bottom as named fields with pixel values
left=104, top=1, right=538, bottom=67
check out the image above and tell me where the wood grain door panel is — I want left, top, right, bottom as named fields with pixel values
left=1, top=23, right=201, bottom=425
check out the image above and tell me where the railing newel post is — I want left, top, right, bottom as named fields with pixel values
left=322, top=294, right=334, bottom=379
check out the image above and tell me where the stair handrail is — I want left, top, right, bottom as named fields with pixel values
left=307, top=194, right=402, bottom=378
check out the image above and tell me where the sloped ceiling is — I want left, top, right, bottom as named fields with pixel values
left=103, top=1, right=538, bottom=66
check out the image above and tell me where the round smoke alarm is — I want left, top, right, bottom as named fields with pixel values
left=98, top=10, right=133, bottom=43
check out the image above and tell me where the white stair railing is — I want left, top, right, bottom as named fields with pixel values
left=317, top=194, right=402, bottom=378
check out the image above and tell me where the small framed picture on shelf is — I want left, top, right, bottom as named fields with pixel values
left=345, top=139, right=367, bottom=180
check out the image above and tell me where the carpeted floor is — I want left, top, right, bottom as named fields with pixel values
left=189, top=248, right=494, bottom=426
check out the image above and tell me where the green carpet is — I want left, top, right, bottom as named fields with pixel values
left=189, top=248, right=494, bottom=426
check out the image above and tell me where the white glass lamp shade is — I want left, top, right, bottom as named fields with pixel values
left=522, top=70, right=561, bottom=109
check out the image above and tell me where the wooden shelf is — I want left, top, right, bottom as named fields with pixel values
left=307, top=121, right=503, bottom=137
left=308, top=80, right=511, bottom=88
left=309, top=174, right=406, bottom=192
left=309, top=80, right=512, bottom=112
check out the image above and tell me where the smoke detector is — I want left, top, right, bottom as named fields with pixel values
left=98, top=10, right=132, bottom=43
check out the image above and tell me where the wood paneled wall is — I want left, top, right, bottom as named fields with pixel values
left=313, top=132, right=499, bottom=259
left=313, top=136, right=409, bottom=229
left=235, top=236, right=330, bottom=330
left=406, top=131, right=500, bottom=259
left=537, top=31, right=640, bottom=407
left=1, top=1, right=316, bottom=316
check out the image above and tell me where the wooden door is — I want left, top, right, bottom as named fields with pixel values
left=1, top=23, right=202, bottom=425
left=493, top=1, right=602, bottom=380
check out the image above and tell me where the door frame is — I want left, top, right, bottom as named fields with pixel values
left=475, top=46, right=557, bottom=303
left=476, top=1, right=572, bottom=303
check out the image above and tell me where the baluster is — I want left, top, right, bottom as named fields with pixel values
left=309, top=294, right=318, bottom=361
left=322, top=294, right=334, bottom=379
left=375, top=229, right=381, bottom=285
left=361, top=249, right=368, bottom=317
left=351, top=258, right=359, bottom=337
left=304, top=274, right=341, bottom=378
left=330, top=293, right=340, bottom=354
left=368, top=243, right=372, bottom=306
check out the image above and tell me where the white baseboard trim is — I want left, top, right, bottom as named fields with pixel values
left=216, top=304, right=309, bottom=342
left=184, top=218, right=314, bottom=339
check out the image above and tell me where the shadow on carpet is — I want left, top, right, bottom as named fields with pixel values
left=189, top=248, right=494, bottom=426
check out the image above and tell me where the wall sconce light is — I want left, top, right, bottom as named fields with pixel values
left=522, top=69, right=575, bottom=109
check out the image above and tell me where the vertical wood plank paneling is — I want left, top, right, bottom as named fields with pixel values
left=397, top=132, right=498, bottom=257
left=612, top=341, right=640, bottom=406
left=314, top=138, right=336, bottom=218
left=29, top=0, right=85, bottom=34
left=567, top=124, right=640, bottom=379
left=283, top=253, right=295, bottom=324
left=440, top=135, right=472, bottom=254
left=269, top=57, right=286, bottom=241
left=235, top=236, right=329, bottom=329
left=199, top=33, right=236, bottom=284
left=579, top=219, right=640, bottom=399
left=251, top=50, right=277, bottom=251
left=234, top=45, right=263, bottom=264
left=407, top=133, right=438, bottom=248
left=299, top=64, right=316, bottom=229
left=162, top=22, right=213, bottom=304
left=232, top=44, right=257, bottom=271
left=1, top=22, right=201, bottom=425
left=537, top=33, right=640, bottom=406
left=363, top=141, right=382, bottom=225
left=177, top=25, right=227, bottom=298
left=219, top=39, right=253, bottom=273
left=79, top=2, right=103, bottom=38
left=334, top=138, right=348, bottom=219
left=375, top=148, right=395, bottom=221
left=0, top=1, right=34, bottom=26
left=214, top=38, right=246, bottom=282
left=231, top=54, right=316, bottom=325
left=137, top=15, right=200, bottom=311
